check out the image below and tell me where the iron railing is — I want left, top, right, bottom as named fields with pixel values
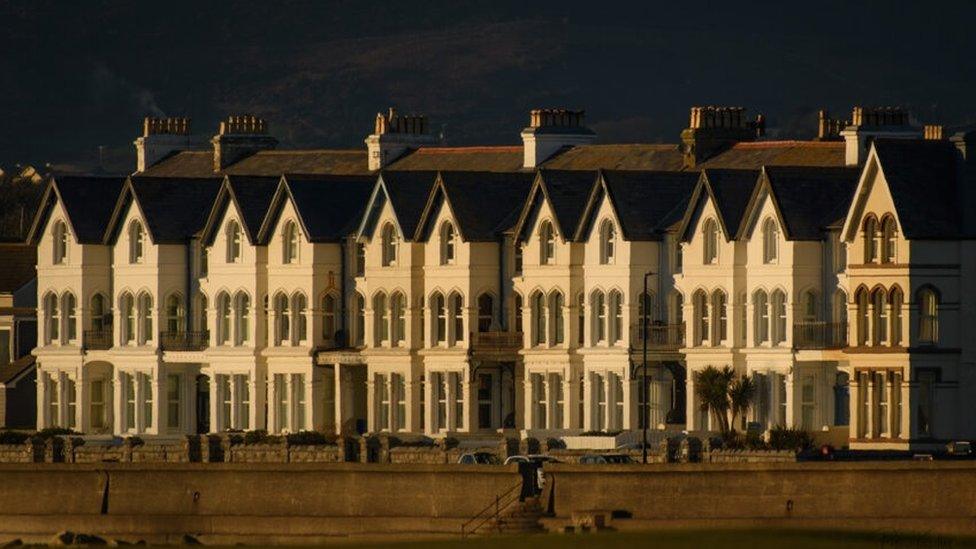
left=471, top=331, right=523, bottom=350
left=159, top=330, right=210, bottom=351
left=631, top=322, right=685, bottom=351
left=460, top=479, right=523, bottom=538
left=83, top=330, right=113, bottom=350
left=793, top=321, right=847, bottom=349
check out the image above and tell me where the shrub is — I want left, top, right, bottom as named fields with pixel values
left=243, top=430, right=281, bottom=445
left=579, top=430, right=623, bottom=437
left=36, top=427, right=78, bottom=439
left=768, top=427, right=814, bottom=451
left=0, top=431, right=30, bottom=445
left=286, top=431, right=334, bottom=446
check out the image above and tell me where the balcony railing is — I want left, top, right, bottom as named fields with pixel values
left=83, top=330, right=113, bottom=351
left=471, top=331, right=523, bottom=351
left=160, top=330, right=210, bottom=352
left=793, top=321, right=847, bottom=350
left=631, top=322, right=686, bottom=351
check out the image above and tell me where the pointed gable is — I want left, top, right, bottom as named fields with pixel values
left=106, top=176, right=222, bottom=244
left=743, top=166, right=860, bottom=241
left=679, top=169, right=759, bottom=241
left=358, top=171, right=437, bottom=241
left=416, top=171, right=534, bottom=242
left=28, top=175, right=126, bottom=245
left=514, top=170, right=596, bottom=242
left=202, top=176, right=279, bottom=246
left=578, top=170, right=699, bottom=241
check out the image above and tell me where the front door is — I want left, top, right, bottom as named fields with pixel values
left=196, top=374, right=210, bottom=434
left=477, top=372, right=494, bottom=430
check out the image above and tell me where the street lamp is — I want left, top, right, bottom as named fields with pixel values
left=641, top=270, right=655, bottom=464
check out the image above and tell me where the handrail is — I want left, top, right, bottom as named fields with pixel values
left=460, top=479, right=523, bottom=538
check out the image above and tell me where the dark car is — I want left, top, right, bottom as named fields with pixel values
left=457, top=452, right=501, bottom=465
left=579, top=453, right=634, bottom=464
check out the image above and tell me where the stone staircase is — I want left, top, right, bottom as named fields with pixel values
left=490, top=496, right=545, bottom=534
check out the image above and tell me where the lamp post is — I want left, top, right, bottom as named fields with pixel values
left=641, top=271, right=655, bottom=464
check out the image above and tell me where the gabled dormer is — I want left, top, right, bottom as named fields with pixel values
left=356, top=171, right=436, bottom=270
left=512, top=170, right=596, bottom=270
left=200, top=175, right=279, bottom=269
left=677, top=169, right=759, bottom=268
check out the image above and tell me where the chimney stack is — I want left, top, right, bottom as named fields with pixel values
left=133, top=116, right=198, bottom=172
left=816, top=110, right=847, bottom=141
left=680, top=106, right=762, bottom=168
left=521, top=108, right=596, bottom=168
left=211, top=115, right=278, bottom=171
left=365, top=107, right=435, bottom=170
left=840, top=106, right=921, bottom=165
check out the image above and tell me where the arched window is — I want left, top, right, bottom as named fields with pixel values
left=137, top=292, right=153, bottom=344
left=576, top=293, right=585, bottom=344
left=43, top=292, right=59, bottom=343
left=863, top=216, right=879, bottom=263
left=217, top=292, right=232, bottom=345
left=450, top=293, right=465, bottom=343
left=354, top=293, right=365, bottom=346
left=514, top=293, right=524, bottom=334
left=282, top=221, right=299, bottom=264
left=433, top=293, right=446, bottom=344
left=294, top=294, right=308, bottom=343
left=129, top=221, right=145, bottom=264
left=165, top=294, right=184, bottom=334
left=226, top=220, right=242, bottom=263
left=121, top=292, right=135, bottom=344
left=321, top=294, right=337, bottom=342
left=599, top=220, right=616, bottom=265
left=90, top=294, right=107, bottom=332
left=918, top=287, right=939, bottom=344
left=53, top=221, right=68, bottom=264
left=477, top=293, right=494, bottom=332
left=871, top=288, right=887, bottom=345
left=592, top=291, right=606, bottom=343
left=550, top=291, right=565, bottom=344
left=889, top=287, right=903, bottom=347
left=62, top=292, right=77, bottom=342
left=608, top=290, right=623, bottom=345
left=702, top=218, right=718, bottom=264
left=235, top=292, right=250, bottom=345
left=532, top=291, right=547, bottom=346
left=373, top=293, right=389, bottom=344
left=391, top=292, right=406, bottom=346
left=753, top=290, right=769, bottom=345
left=802, top=290, right=818, bottom=322
left=881, top=216, right=897, bottom=264
left=762, top=218, right=779, bottom=264
left=274, top=293, right=290, bottom=345
left=855, top=288, right=869, bottom=346
left=771, top=290, right=787, bottom=345
left=540, top=221, right=555, bottom=265
left=711, top=290, right=727, bottom=345
left=381, top=223, right=398, bottom=266
left=440, top=222, right=456, bottom=265
left=693, top=290, right=709, bottom=346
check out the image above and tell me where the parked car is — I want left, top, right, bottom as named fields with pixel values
left=457, top=452, right=501, bottom=465
left=947, top=441, right=972, bottom=456
left=579, top=453, right=634, bottom=464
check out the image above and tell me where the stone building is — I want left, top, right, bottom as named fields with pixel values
left=27, top=106, right=976, bottom=450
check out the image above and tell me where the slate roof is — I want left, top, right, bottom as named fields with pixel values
left=0, top=244, right=36, bottom=294
left=376, top=171, right=439, bottom=239
left=140, top=150, right=371, bottom=177
left=281, top=174, right=376, bottom=242
left=589, top=170, right=700, bottom=241
left=0, top=354, right=35, bottom=385
left=121, top=177, right=223, bottom=243
left=542, top=144, right=685, bottom=171
left=419, top=171, right=535, bottom=241
left=757, top=166, right=861, bottom=240
left=224, top=176, right=280, bottom=242
left=535, top=170, right=599, bottom=238
left=388, top=146, right=525, bottom=172
left=700, top=141, right=846, bottom=169
left=696, top=169, right=761, bottom=239
left=872, top=139, right=962, bottom=239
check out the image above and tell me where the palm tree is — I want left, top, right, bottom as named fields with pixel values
left=693, top=365, right=755, bottom=439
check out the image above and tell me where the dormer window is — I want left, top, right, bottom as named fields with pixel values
left=440, top=222, right=456, bottom=265
left=283, top=221, right=299, bottom=264
left=599, top=220, right=616, bottom=265
left=226, top=220, right=242, bottom=263
left=762, top=218, right=779, bottom=264
left=702, top=218, right=718, bottom=264
left=52, top=220, right=68, bottom=264
left=129, top=221, right=145, bottom=264
left=540, top=221, right=555, bottom=265
left=381, top=223, right=399, bottom=266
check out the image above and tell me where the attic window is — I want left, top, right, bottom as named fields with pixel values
left=381, top=223, right=399, bottom=266
left=52, top=220, right=68, bottom=264
left=702, top=218, right=718, bottom=264
left=283, top=221, right=299, bottom=264
left=129, top=221, right=145, bottom=264
left=540, top=221, right=555, bottom=265
left=227, top=220, right=242, bottom=263
left=440, top=222, right=456, bottom=265
left=761, top=218, right=779, bottom=264
left=599, top=220, right=616, bottom=265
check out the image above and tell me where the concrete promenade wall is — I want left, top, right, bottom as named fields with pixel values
left=547, top=462, right=976, bottom=534
left=0, top=463, right=522, bottom=543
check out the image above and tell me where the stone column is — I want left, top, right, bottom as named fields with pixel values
left=249, top=374, right=260, bottom=432
left=151, top=373, right=163, bottom=435
left=563, top=375, right=575, bottom=430
left=266, top=374, right=277, bottom=433
left=285, top=374, right=294, bottom=432
left=685, top=370, right=696, bottom=433
left=604, top=373, right=613, bottom=431
left=849, top=374, right=860, bottom=439
left=445, top=373, right=457, bottom=432
left=522, top=375, right=534, bottom=430
left=462, top=372, right=475, bottom=432
left=865, top=373, right=875, bottom=439
left=229, top=374, right=239, bottom=430
left=423, top=371, right=435, bottom=434
left=112, top=370, right=123, bottom=434
left=899, top=373, right=911, bottom=440
left=209, top=374, right=219, bottom=434
left=76, top=369, right=87, bottom=432
left=333, top=364, right=344, bottom=435
left=887, top=371, right=898, bottom=438
left=623, top=377, right=636, bottom=430
left=365, top=375, right=376, bottom=433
